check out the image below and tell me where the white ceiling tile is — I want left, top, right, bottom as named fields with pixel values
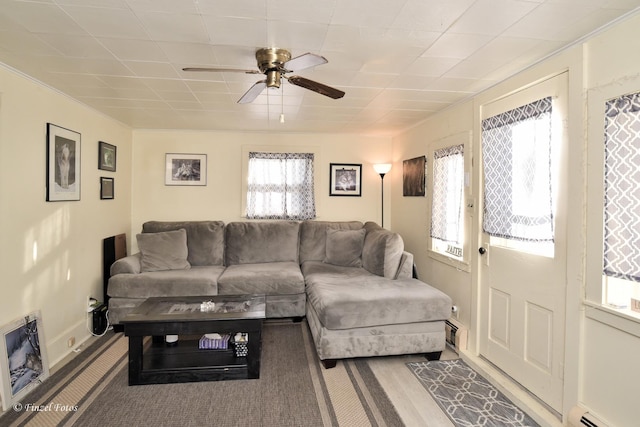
left=0, top=31, right=61, bottom=55
left=202, top=16, right=267, bottom=46
left=57, top=0, right=129, bottom=8
left=61, top=5, right=149, bottom=39
left=267, top=20, right=328, bottom=51
left=37, top=34, right=113, bottom=58
left=405, top=57, right=462, bottom=77
left=197, top=0, right=266, bottom=19
left=96, top=38, right=166, bottom=62
left=2, top=2, right=87, bottom=35
left=331, top=0, right=407, bottom=27
left=422, top=33, right=493, bottom=59
left=266, top=0, right=336, bottom=24
left=125, top=0, right=199, bottom=13
left=158, top=42, right=216, bottom=65
left=143, top=78, right=190, bottom=91
left=123, top=61, right=181, bottom=78
left=391, top=0, right=475, bottom=33
left=503, top=2, right=600, bottom=41
left=136, top=12, right=208, bottom=43
left=448, top=0, right=540, bottom=36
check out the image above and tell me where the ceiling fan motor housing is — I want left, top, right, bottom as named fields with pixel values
left=256, top=48, right=291, bottom=73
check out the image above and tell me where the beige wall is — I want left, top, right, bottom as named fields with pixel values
left=391, top=11, right=640, bottom=426
left=129, top=130, right=392, bottom=251
left=0, top=66, right=132, bottom=366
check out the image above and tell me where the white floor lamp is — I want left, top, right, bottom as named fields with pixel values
left=373, top=163, right=392, bottom=228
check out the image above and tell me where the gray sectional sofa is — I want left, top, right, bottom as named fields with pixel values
left=107, top=220, right=452, bottom=368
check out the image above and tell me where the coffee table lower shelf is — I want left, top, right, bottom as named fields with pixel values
left=134, top=338, right=251, bottom=385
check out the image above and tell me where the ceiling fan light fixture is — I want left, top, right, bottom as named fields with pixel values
left=266, top=70, right=281, bottom=88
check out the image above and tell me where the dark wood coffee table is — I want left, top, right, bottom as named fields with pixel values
left=121, top=294, right=265, bottom=386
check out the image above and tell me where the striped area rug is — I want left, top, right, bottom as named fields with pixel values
left=1, top=321, right=402, bottom=427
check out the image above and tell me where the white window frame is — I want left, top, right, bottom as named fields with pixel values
left=427, top=131, right=472, bottom=271
left=241, top=145, right=321, bottom=219
left=585, top=77, right=640, bottom=334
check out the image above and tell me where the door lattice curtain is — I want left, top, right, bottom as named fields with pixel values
left=482, top=97, right=554, bottom=242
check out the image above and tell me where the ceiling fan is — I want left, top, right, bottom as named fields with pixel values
left=182, top=48, right=345, bottom=104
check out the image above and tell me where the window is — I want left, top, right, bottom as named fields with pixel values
left=602, top=91, right=640, bottom=310
left=431, top=144, right=465, bottom=260
left=482, top=97, right=555, bottom=257
left=246, top=152, right=316, bottom=220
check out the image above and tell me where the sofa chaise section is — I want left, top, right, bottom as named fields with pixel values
left=301, top=221, right=452, bottom=367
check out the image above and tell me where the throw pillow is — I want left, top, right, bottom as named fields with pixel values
left=137, top=229, right=191, bottom=272
left=323, top=228, right=366, bottom=267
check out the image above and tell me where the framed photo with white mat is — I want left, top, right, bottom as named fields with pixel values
left=0, top=311, right=49, bottom=411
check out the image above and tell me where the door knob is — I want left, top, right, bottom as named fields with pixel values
left=478, top=247, right=487, bottom=255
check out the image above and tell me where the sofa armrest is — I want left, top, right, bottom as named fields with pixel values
left=110, top=253, right=142, bottom=275
left=395, top=251, right=414, bottom=279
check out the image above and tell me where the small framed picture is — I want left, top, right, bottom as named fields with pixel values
left=165, top=153, right=207, bottom=186
left=98, top=141, right=116, bottom=172
left=0, top=311, right=49, bottom=411
left=403, top=156, right=426, bottom=196
left=100, top=177, right=114, bottom=200
left=330, top=163, right=362, bottom=196
left=46, top=123, right=81, bottom=201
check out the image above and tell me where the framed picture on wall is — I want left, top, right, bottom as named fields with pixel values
left=0, top=311, right=49, bottom=411
left=46, top=123, right=81, bottom=201
left=165, top=153, right=207, bottom=186
left=98, top=141, right=116, bottom=172
left=403, top=155, right=426, bottom=196
left=100, top=177, right=114, bottom=200
left=329, top=163, right=362, bottom=196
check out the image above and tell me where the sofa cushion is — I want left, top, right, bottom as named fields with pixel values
left=302, top=260, right=375, bottom=279
left=142, top=221, right=225, bottom=266
left=323, top=228, right=366, bottom=267
left=107, top=266, right=223, bottom=298
left=306, top=275, right=452, bottom=330
left=137, top=229, right=191, bottom=272
left=218, top=262, right=305, bottom=295
left=362, top=224, right=405, bottom=278
left=224, top=221, right=300, bottom=265
left=299, top=221, right=364, bottom=263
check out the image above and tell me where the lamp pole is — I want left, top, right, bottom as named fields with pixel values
left=373, top=164, right=392, bottom=228
left=379, top=172, right=386, bottom=228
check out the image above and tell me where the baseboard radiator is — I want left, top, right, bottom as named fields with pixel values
left=569, top=406, right=609, bottom=427
left=445, top=318, right=467, bottom=353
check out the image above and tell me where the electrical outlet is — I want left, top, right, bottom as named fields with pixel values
left=87, top=296, right=97, bottom=312
left=67, top=336, right=75, bottom=348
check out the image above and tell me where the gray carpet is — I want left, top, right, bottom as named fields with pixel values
left=407, top=359, right=539, bottom=427
left=2, top=322, right=402, bottom=427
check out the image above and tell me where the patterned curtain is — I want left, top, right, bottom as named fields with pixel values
left=603, top=92, right=640, bottom=282
left=431, top=144, right=464, bottom=244
left=482, top=97, right=554, bottom=242
left=246, top=152, right=316, bottom=220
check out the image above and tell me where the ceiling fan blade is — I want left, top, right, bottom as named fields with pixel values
left=286, top=76, right=345, bottom=99
left=182, top=67, right=261, bottom=74
left=283, top=53, right=328, bottom=72
left=238, top=80, right=267, bottom=104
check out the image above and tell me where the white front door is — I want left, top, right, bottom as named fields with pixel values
left=478, top=74, right=568, bottom=413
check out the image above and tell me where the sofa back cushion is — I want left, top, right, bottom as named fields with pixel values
left=323, top=228, right=366, bottom=267
left=142, top=221, right=225, bottom=266
left=225, top=221, right=300, bottom=265
left=299, top=221, right=363, bottom=263
left=137, top=229, right=191, bottom=272
left=362, top=221, right=405, bottom=278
